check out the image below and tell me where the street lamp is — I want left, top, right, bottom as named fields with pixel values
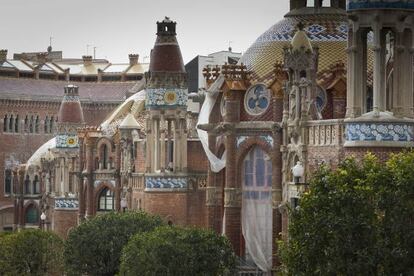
left=40, top=212, right=46, bottom=230
left=120, top=198, right=127, bottom=213
left=292, top=161, right=304, bottom=184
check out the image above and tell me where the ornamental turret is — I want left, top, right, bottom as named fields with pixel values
left=145, top=17, right=188, bottom=173
left=56, top=85, right=85, bottom=148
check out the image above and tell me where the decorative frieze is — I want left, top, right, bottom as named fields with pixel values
left=206, top=186, right=220, bottom=206
left=345, top=122, right=414, bottom=142
left=224, top=187, right=242, bottom=208
left=145, top=176, right=187, bottom=189
left=237, top=135, right=274, bottom=148
left=54, top=198, right=78, bottom=210
left=145, top=88, right=188, bottom=108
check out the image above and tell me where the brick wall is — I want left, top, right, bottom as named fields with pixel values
left=52, top=209, right=78, bottom=239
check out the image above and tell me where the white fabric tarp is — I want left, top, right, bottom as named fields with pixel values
left=241, top=147, right=273, bottom=273
left=196, top=75, right=226, bottom=172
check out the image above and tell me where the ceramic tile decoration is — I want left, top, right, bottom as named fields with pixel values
left=146, top=88, right=188, bottom=108
left=145, top=176, right=188, bottom=189
left=345, top=123, right=414, bottom=142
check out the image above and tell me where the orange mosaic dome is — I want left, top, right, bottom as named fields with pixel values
left=240, top=6, right=348, bottom=85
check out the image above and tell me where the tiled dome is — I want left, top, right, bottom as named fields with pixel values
left=240, top=9, right=348, bottom=85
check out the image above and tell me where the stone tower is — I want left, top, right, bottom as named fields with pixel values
left=282, top=25, right=319, bottom=200
left=56, top=84, right=84, bottom=149
left=345, top=0, right=414, bottom=148
left=145, top=17, right=188, bottom=174
left=54, top=84, right=85, bottom=196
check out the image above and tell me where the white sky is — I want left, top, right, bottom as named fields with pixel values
left=0, top=0, right=289, bottom=63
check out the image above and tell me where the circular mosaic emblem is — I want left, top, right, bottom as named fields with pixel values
left=164, top=91, right=177, bottom=104
left=67, top=137, right=76, bottom=145
left=244, top=84, right=270, bottom=116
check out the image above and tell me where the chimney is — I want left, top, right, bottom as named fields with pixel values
left=64, top=84, right=79, bottom=96
left=0, top=49, right=7, bottom=62
left=129, top=54, right=139, bottom=65
left=82, top=55, right=93, bottom=66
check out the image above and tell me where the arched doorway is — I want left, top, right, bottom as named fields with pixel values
left=25, top=205, right=39, bottom=225
left=241, top=146, right=273, bottom=272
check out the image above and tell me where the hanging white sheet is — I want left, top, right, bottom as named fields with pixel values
left=241, top=147, right=273, bottom=273
left=196, top=75, right=226, bottom=172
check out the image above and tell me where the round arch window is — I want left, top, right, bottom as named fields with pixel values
left=244, top=84, right=270, bottom=116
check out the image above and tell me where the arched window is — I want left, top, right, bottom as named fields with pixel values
left=101, top=144, right=108, bottom=169
left=33, top=175, right=40, bottom=194
left=4, top=169, right=12, bottom=194
left=44, top=116, right=49, bottom=133
left=29, top=115, right=34, bottom=133
left=14, top=115, right=19, bottom=133
left=24, top=115, right=28, bottom=133
left=25, top=205, right=38, bottom=224
left=241, top=146, right=272, bottom=269
left=35, top=115, right=39, bottom=133
left=24, top=175, right=30, bottom=194
left=98, top=187, right=114, bottom=211
left=8, top=115, right=13, bottom=132
left=3, top=115, right=7, bottom=132
left=50, top=116, right=54, bottom=133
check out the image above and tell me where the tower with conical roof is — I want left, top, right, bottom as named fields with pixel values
left=145, top=17, right=188, bottom=174
left=56, top=84, right=84, bottom=148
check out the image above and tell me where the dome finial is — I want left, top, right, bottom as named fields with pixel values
left=291, top=23, right=313, bottom=52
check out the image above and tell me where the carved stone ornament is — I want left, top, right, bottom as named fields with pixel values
left=224, top=187, right=242, bottom=208
left=206, top=186, right=219, bottom=206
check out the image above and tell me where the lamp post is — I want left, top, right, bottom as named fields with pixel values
left=40, top=212, right=46, bottom=231
left=291, top=161, right=308, bottom=209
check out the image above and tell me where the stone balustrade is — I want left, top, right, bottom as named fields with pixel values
left=307, top=119, right=345, bottom=146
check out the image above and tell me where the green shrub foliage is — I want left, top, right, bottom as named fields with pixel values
left=280, top=152, right=414, bottom=275
left=64, top=211, right=164, bottom=276
left=120, top=226, right=236, bottom=276
left=0, top=229, right=64, bottom=276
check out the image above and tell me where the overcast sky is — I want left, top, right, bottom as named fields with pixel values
left=1, top=0, right=289, bottom=64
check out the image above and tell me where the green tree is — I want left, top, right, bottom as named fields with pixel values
left=120, top=226, right=236, bottom=276
left=64, top=211, right=164, bottom=276
left=0, top=229, right=64, bottom=276
left=280, top=152, right=414, bottom=275
left=377, top=152, right=414, bottom=275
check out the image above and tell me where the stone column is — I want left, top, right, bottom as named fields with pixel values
left=160, top=114, right=166, bottom=172
left=114, top=139, right=121, bottom=212
left=146, top=119, right=153, bottom=173
left=272, top=128, right=283, bottom=265
left=78, top=138, right=85, bottom=222
left=206, top=133, right=220, bottom=232
left=85, top=138, right=95, bottom=218
left=18, top=167, right=25, bottom=228
left=372, top=23, right=385, bottom=112
left=173, top=118, right=180, bottom=172
left=392, top=30, right=405, bottom=117
left=180, top=117, right=188, bottom=172
left=222, top=92, right=241, bottom=255
left=12, top=169, right=19, bottom=230
left=402, top=28, right=413, bottom=117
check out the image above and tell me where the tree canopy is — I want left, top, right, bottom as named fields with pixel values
left=64, top=211, right=164, bottom=276
left=120, top=226, right=236, bottom=276
left=280, top=152, right=414, bottom=275
left=0, top=229, right=64, bottom=276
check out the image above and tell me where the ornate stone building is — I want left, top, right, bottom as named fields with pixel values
left=199, top=0, right=414, bottom=273
left=7, top=0, right=414, bottom=273
left=0, top=50, right=147, bottom=231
